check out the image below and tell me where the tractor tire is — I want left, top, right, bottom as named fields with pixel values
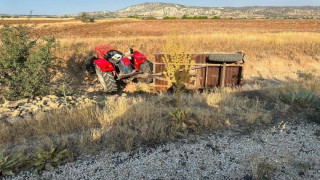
left=137, top=60, right=153, bottom=83
left=95, top=65, right=117, bottom=92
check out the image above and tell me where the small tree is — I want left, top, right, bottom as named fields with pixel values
left=162, top=28, right=195, bottom=133
left=79, top=12, right=94, bottom=23
left=162, top=29, right=194, bottom=109
left=0, top=24, right=58, bottom=100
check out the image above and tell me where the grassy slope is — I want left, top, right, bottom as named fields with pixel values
left=1, top=77, right=319, bottom=154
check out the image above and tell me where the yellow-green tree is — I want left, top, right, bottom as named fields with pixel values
left=162, top=29, right=194, bottom=109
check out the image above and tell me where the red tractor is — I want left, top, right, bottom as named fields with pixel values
left=85, top=45, right=153, bottom=92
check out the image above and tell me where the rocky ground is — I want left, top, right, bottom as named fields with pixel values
left=0, top=93, right=119, bottom=124
left=5, top=121, right=320, bottom=180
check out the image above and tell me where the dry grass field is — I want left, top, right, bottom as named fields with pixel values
left=2, top=18, right=320, bottom=81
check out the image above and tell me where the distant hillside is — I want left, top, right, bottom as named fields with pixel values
left=84, top=2, right=320, bottom=19
left=3, top=2, right=320, bottom=19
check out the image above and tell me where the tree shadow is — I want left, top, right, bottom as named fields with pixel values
left=65, top=49, right=95, bottom=87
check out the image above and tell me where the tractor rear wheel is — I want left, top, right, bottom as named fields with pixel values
left=137, top=60, right=153, bottom=83
left=95, top=65, right=117, bottom=92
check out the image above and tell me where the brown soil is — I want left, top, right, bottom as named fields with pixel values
left=0, top=19, right=75, bottom=25
left=22, top=19, right=320, bottom=38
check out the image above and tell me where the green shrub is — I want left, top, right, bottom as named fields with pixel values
left=0, top=146, right=72, bottom=176
left=162, top=30, right=194, bottom=108
left=182, top=15, right=209, bottom=19
left=163, top=16, right=177, bottom=19
left=279, top=88, right=320, bottom=109
left=0, top=24, right=58, bottom=100
left=0, top=149, right=26, bottom=176
left=127, top=15, right=140, bottom=19
left=30, top=146, right=73, bottom=173
left=78, top=12, right=94, bottom=23
left=169, top=108, right=190, bottom=124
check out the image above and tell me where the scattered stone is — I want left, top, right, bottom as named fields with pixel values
left=0, top=108, right=11, bottom=113
left=84, top=98, right=92, bottom=103
left=66, top=96, right=73, bottom=101
left=41, top=97, right=50, bottom=102
left=47, top=95, right=58, bottom=99
left=2, top=100, right=24, bottom=108
left=23, top=103, right=34, bottom=107
left=7, top=116, right=23, bottom=124
left=87, top=87, right=95, bottom=93
left=12, top=110, right=21, bottom=116
left=35, top=101, right=45, bottom=106
left=17, top=99, right=29, bottom=107
left=20, top=111, right=32, bottom=116
left=47, top=101, right=60, bottom=108
left=0, top=94, right=118, bottom=121
left=70, top=100, right=76, bottom=105
left=30, top=105, right=40, bottom=112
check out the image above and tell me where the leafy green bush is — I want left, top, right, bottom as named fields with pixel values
left=182, top=15, right=209, bottom=19
left=127, top=15, right=140, bottom=19
left=78, top=12, right=95, bottom=23
left=169, top=108, right=190, bottom=124
left=163, top=16, right=177, bottom=19
left=278, top=83, right=320, bottom=110
left=0, top=24, right=58, bottom=100
left=0, top=149, right=25, bottom=176
left=30, top=146, right=73, bottom=173
left=162, top=30, right=194, bottom=108
left=0, top=146, right=72, bottom=176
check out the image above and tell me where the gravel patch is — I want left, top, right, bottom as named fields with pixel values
left=7, top=121, right=320, bottom=180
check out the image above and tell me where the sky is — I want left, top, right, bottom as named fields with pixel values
left=1, top=0, right=320, bottom=15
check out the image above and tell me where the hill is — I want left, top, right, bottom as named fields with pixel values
left=88, top=2, right=320, bottom=19
left=3, top=3, right=320, bottom=19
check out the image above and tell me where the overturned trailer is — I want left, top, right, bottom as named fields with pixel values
left=151, top=53, right=245, bottom=91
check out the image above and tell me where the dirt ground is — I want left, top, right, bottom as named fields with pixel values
left=2, top=18, right=320, bottom=38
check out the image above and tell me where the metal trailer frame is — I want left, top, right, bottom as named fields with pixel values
left=151, top=53, right=245, bottom=91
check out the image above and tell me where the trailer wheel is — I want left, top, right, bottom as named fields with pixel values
left=95, top=65, right=117, bottom=92
left=137, top=60, right=153, bottom=83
